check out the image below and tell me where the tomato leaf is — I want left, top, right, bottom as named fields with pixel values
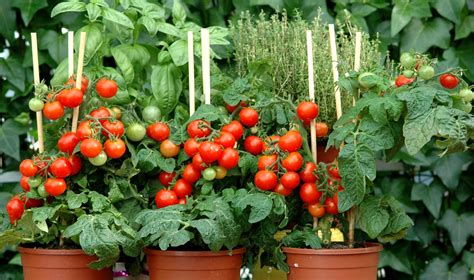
left=89, top=191, right=110, bottom=212
left=233, top=192, right=273, bottom=223
left=357, top=196, right=390, bottom=239
left=282, top=226, right=321, bottom=249
left=66, top=190, right=89, bottom=209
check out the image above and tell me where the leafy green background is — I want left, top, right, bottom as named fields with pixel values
left=0, top=0, right=473, bottom=279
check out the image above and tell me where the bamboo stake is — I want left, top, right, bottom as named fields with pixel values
left=71, top=32, right=87, bottom=132
left=307, top=30, right=319, bottom=230
left=328, top=24, right=342, bottom=120
left=353, top=32, right=362, bottom=106
left=201, top=28, right=211, bottom=105
left=30, top=33, right=44, bottom=153
left=188, top=31, right=195, bottom=115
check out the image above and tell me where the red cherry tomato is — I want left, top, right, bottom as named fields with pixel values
left=58, top=88, right=84, bottom=108
left=6, top=197, right=25, bottom=224
left=58, top=132, right=80, bottom=154
left=160, top=139, right=180, bottom=158
left=192, top=153, right=208, bottom=171
left=328, top=167, right=341, bottom=181
left=147, top=122, right=170, bottom=142
left=80, top=138, right=103, bottom=158
left=263, top=135, right=280, bottom=151
left=279, top=130, right=302, bottom=152
left=325, top=197, right=339, bottom=215
left=172, top=179, right=193, bottom=198
left=50, top=157, right=73, bottom=178
left=102, top=120, right=124, bottom=138
left=20, top=159, right=38, bottom=177
left=76, top=121, right=96, bottom=140
left=299, top=182, right=321, bottom=203
left=178, top=197, right=187, bottom=205
left=20, top=176, right=30, bottom=191
left=24, top=197, right=43, bottom=209
left=222, top=121, right=244, bottom=140
left=65, top=75, right=89, bottom=93
left=244, top=136, right=264, bottom=155
left=214, top=131, right=236, bottom=148
left=239, top=107, right=259, bottom=127
left=158, top=171, right=176, bottom=187
left=90, top=107, right=111, bottom=123
left=182, top=164, right=201, bottom=183
left=96, top=78, right=118, bottom=98
left=218, top=148, right=239, bottom=170
left=395, top=75, right=415, bottom=87
left=43, top=101, right=65, bottom=120
left=184, top=138, right=200, bottom=157
left=280, top=171, right=301, bottom=190
left=104, top=139, right=126, bottom=159
left=254, top=170, right=278, bottom=191
left=44, top=178, right=67, bottom=196
left=297, top=101, right=319, bottom=121
left=258, top=154, right=278, bottom=171
left=68, top=155, right=82, bottom=175
left=315, top=122, right=329, bottom=138
left=281, top=152, right=303, bottom=171
left=308, top=202, right=325, bottom=218
left=155, top=189, right=178, bottom=208
left=187, top=120, right=211, bottom=138
left=198, top=141, right=223, bottom=163
left=300, top=162, right=317, bottom=183
left=273, top=183, right=292, bottom=196
left=439, top=73, right=459, bottom=89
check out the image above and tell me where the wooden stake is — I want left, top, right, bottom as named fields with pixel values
left=306, top=30, right=318, bottom=164
left=353, top=32, right=362, bottom=106
left=30, top=33, right=44, bottom=153
left=68, top=31, right=74, bottom=77
left=328, top=24, right=342, bottom=120
left=71, top=32, right=87, bottom=132
left=201, top=28, right=211, bottom=105
left=188, top=31, right=196, bottom=115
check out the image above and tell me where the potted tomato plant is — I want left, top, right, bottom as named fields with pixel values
left=277, top=53, right=474, bottom=280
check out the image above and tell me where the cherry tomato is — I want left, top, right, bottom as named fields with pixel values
left=279, top=130, right=302, bottom=152
left=239, top=107, right=259, bottom=127
left=80, top=138, right=103, bottom=158
left=184, top=138, right=200, bottom=157
left=254, top=170, right=278, bottom=191
left=29, top=98, right=44, bottom=112
left=258, top=154, right=278, bottom=171
left=50, top=157, right=72, bottom=178
left=214, top=131, right=236, bottom=148
left=147, top=122, right=170, bottom=141
left=182, top=164, right=201, bottom=183
left=43, top=101, right=65, bottom=120
left=198, top=141, right=223, bottom=163
left=20, top=159, right=38, bottom=177
left=225, top=103, right=238, bottom=113
left=89, top=151, right=107, bottom=166
left=158, top=171, right=176, bottom=187
left=418, top=65, right=435, bottom=80
left=96, top=78, right=118, bottom=98
left=58, top=132, right=79, bottom=154
left=44, top=178, right=67, bottom=196
left=395, top=75, right=414, bottom=87
left=328, top=167, right=341, bottom=180
left=155, top=189, right=178, bottom=208
left=160, top=140, right=180, bottom=158
left=280, top=171, right=301, bottom=190
left=300, top=162, right=317, bottom=183
left=299, top=182, right=321, bottom=203
left=126, top=123, right=146, bottom=142
left=102, top=120, right=125, bottom=138
left=325, top=197, right=339, bottom=215
left=187, top=120, right=211, bottom=138
left=192, top=153, right=208, bottom=171
left=281, top=152, right=303, bottom=171
left=244, top=136, right=264, bottom=155
left=68, top=155, right=82, bottom=175
left=214, top=166, right=227, bottom=179
left=273, top=183, right=292, bottom=196
left=65, top=75, right=89, bottom=93
left=203, top=167, right=217, bottom=181
left=110, top=107, right=121, bottom=119
left=263, top=135, right=280, bottom=151
left=21, top=195, right=43, bottom=208
left=33, top=158, right=48, bottom=176
left=90, top=107, right=111, bottom=123
left=77, top=121, right=96, bottom=140
left=58, top=88, right=84, bottom=108
left=172, top=179, right=193, bottom=198
left=315, top=122, right=329, bottom=138
left=178, top=197, right=187, bottom=205
left=142, top=106, right=161, bottom=122
left=218, top=148, right=239, bottom=170
left=297, top=101, right=319, bottom=121
left=6, top=197, right=24, bottom=224
left=104, top=139, right=126, bottom=159
left=222, top=120, right=244, bottom=140
left=20, top=176, right=30, bottom=191
left=308, top=202, right=325, bottom=218
left=439, top=73, right=459, bottom=89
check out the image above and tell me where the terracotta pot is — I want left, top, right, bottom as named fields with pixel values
left=283, top=242, right=382, bottom=280
left=145, top=248, right=245, bottom=280
left=19, top=247, right=113, bottom=280
left=316, top=145, right=339, bottom=164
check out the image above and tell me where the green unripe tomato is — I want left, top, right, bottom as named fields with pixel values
left=357, top=72, right=378, bottom=88
left=250, top=126, right=259, bottom=134
left=28, top=177, right=42, bottom=188
left=89, top=151, right=107, bottom=166
left=29, top=98, right=44, bottom=112
left=402, top=70, right=414, bottom=78
left=400, top=53, right=416, bottom=69
left=418, top=66, right=435, bottom=80
left=459, top=89, right=474, bottom=103
left=202, top=167, right=217, bottom=181
left=217, top=106, right=228, bottom=115
left=37, top=184, right=49, bottom=198
left=463, top=102, right=472, bottom=113
left=126, top=123, right=146, bottom=142
left=142, top=106, right=161, bottom=122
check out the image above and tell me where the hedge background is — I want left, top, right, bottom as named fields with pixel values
left=0, top=0, right=473, bottom=279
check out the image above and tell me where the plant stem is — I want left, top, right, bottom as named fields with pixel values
left=348, top=207, right=356, bottom=248
left=312, top=217, right=318, bottom=230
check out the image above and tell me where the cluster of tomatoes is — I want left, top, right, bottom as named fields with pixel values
left=154, top=118, right=243, bottom=208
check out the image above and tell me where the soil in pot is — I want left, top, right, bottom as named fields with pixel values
left=145, top=247, right=245, bottom=280
left=283, top=242, right=382, bottom=280
left=19, top=247, right=113, bottom=280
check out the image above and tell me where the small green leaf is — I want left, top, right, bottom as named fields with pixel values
left=0, top=57, right=26, bottom=91
left=51, top=1, right=86, bottom=17
left=410, top=181, right=444, bottom=218
left=172, top=0, right=186, bottom=25
left=190, top=219, right=225, bottom=251
left=432, top=153, right=471, bottom=190
left=86, top=3, right=102, bottom=22
left=438, top=210, right=474, bottom=254
left=66, top=190, right=88, bottom=209
left=101, top=7, right=134, bottom=29
left=168, top=40, right=188, bottom=66
left=151, top=61, right=182, bottom=116
left=11, top=0, right=48, bottom=26
left=391, top=0, right=431, bottom=36
left=0, top=2, right=16, bottom=42
left=75, top=24, right=103, bottom=65
left=357, top=196, right=390, bottom=239
left=420, top=258, right=469, bottom=280
left=89, top=191, right=110, bottom=212
left=455, top=15, right=474, bottom=40
left=234, top=193, right=273, bottom=223
left=111, top=47, right=134, bottom=84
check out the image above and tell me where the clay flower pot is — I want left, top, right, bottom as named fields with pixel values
left=283, top=242, right=382, bottom=280
left=19, top=247, right=112, bottom=280
left=145, top=248, right=245, bottom=280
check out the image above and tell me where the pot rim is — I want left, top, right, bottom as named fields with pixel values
left=282, top=242, right=382, bottom=255
left=18, top=246, right=88, bottom=256
left=145, top=247, right=246, bottom=257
